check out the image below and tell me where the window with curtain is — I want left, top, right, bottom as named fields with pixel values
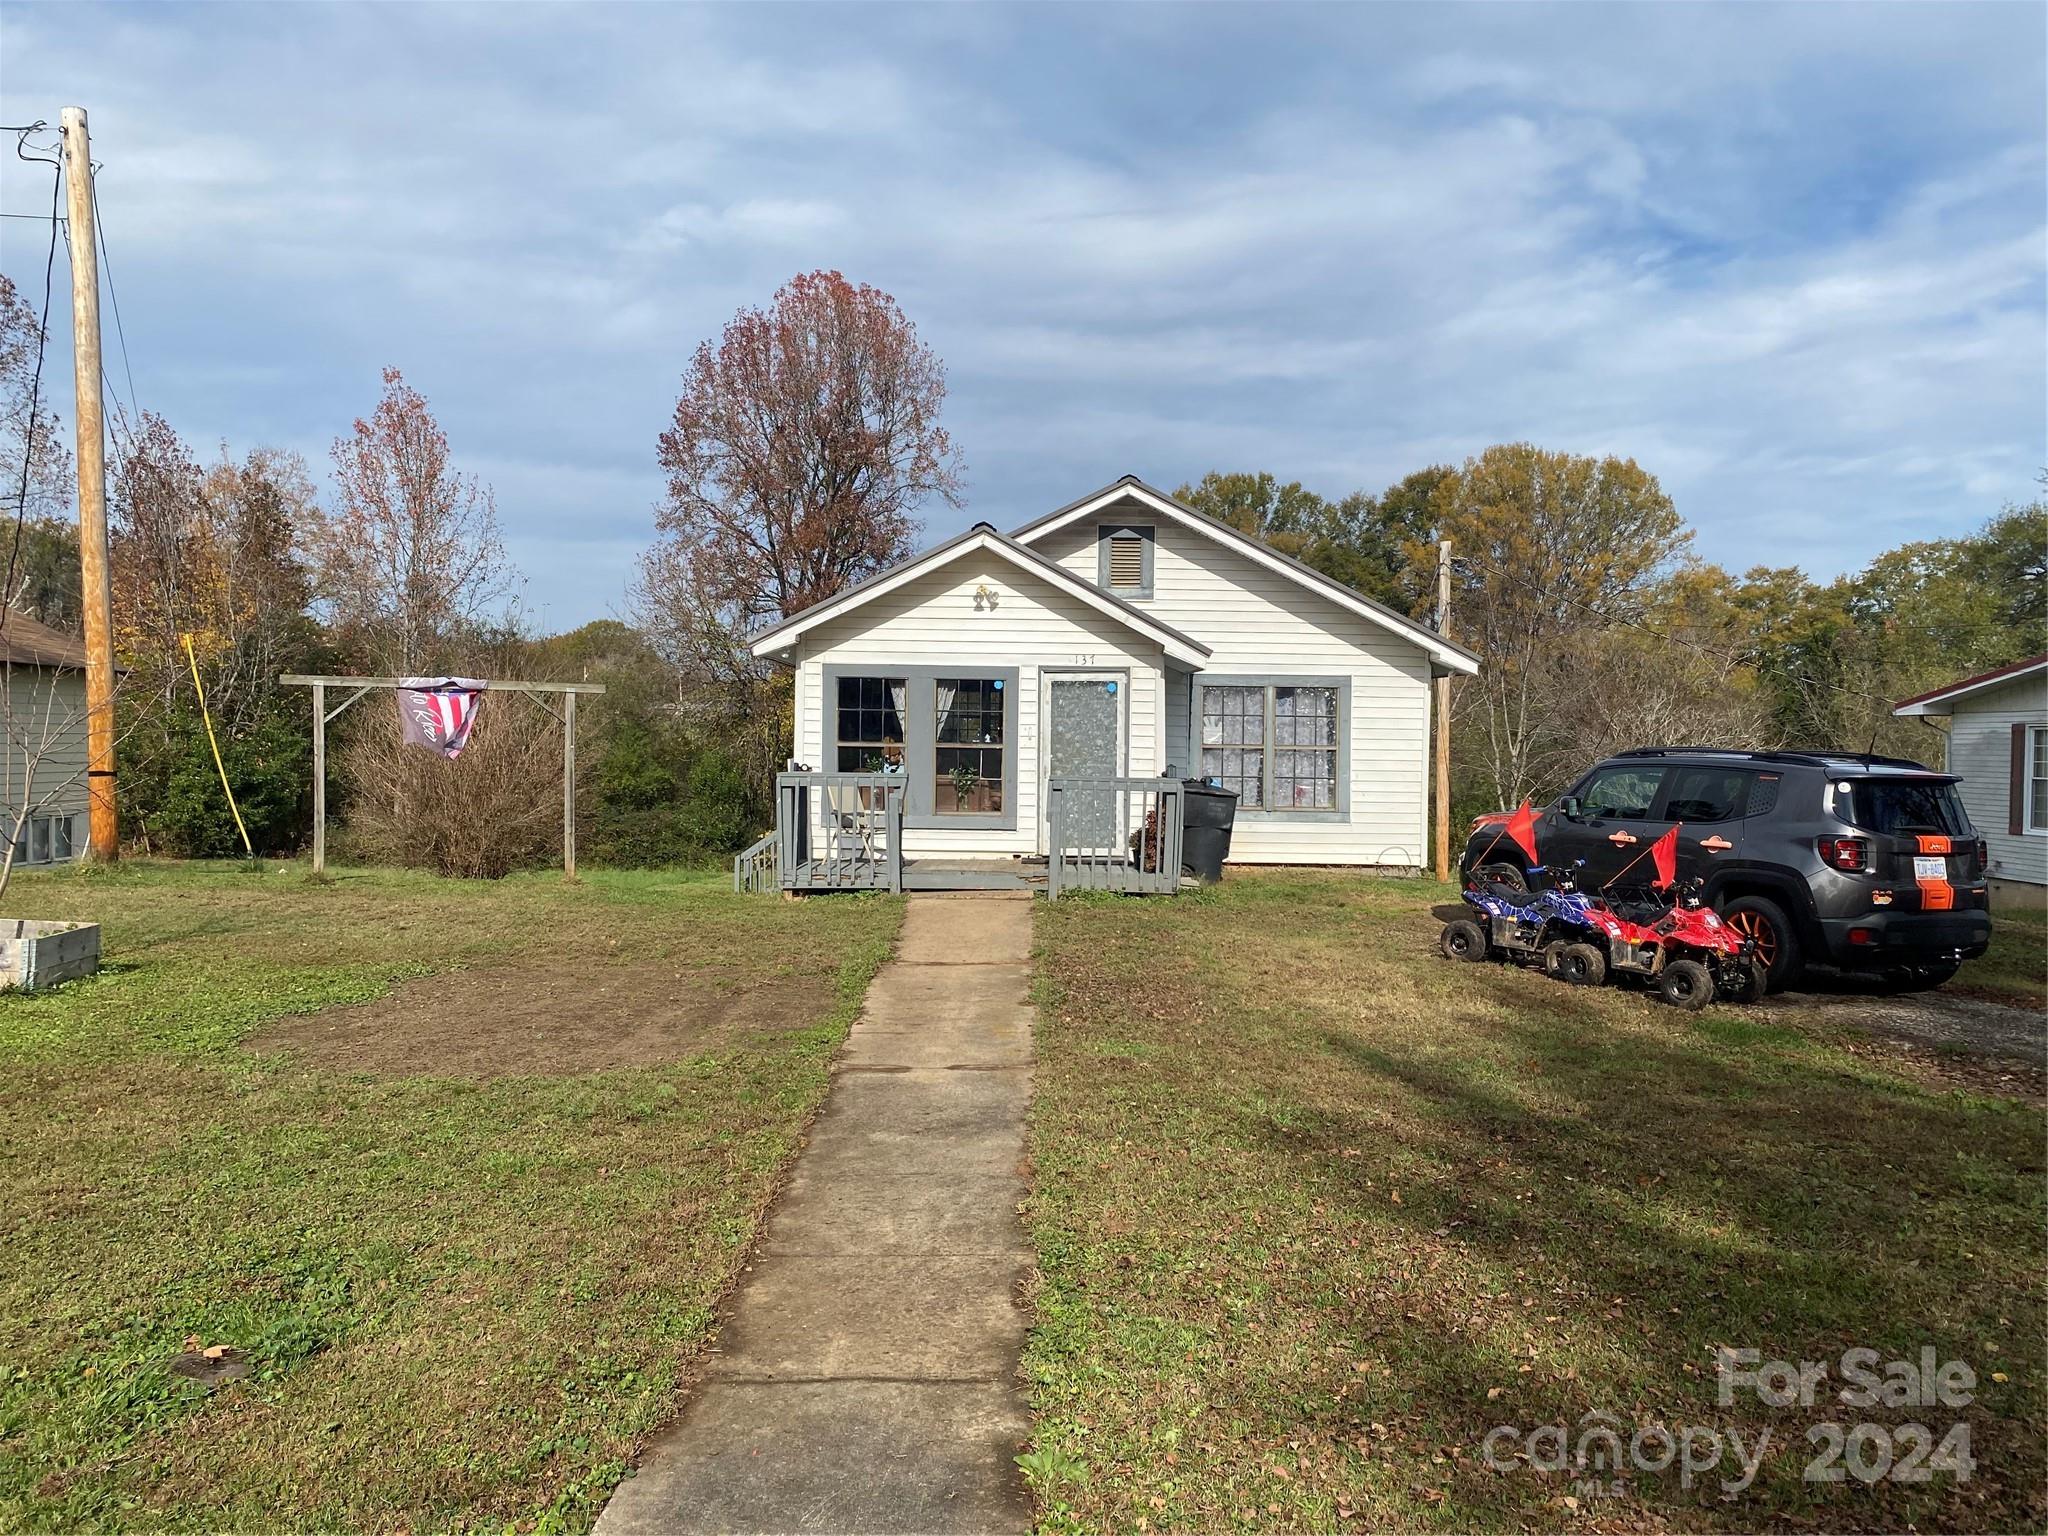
left=835, top=675, right=906, bottom=771
left=1273, top=686, right=1338, bottom=809
left=1199, top=685, right=1267, bottom=807
left=935, top=677, right=1004, bottom=813
left=1201, top=683, right=1341, bottom=811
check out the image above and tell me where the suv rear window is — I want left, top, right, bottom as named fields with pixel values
left=1837, top=778, right=1970, bottom=837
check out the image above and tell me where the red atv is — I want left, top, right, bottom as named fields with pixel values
left=1579, top=880, right=1766, bottom=1010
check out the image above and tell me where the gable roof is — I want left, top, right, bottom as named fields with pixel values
left=1009, top=475, right=1481, bottom=675
left=1892, top=653, right=2048, bottom=717
left=0, top=610, right=89, bottom=670
left=747, top=522, right=1213, bottom=667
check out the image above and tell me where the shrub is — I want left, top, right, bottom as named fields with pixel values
left=675, top=750, right=756, bottom=856
left=138, top=703, right=311, bottom=858
left=338, top=694, right=567, bottom=878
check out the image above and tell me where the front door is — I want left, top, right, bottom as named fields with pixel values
left=1044, top=674, right=1125, bottom=852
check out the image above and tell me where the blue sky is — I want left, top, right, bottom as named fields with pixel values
left=2, top=2, right=2042, bottom=629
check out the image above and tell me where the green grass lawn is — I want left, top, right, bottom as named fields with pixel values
left=1023, top=873, right=2044, bottom=1533
left=0, top=860, right=901, bottom=1534
left=1957, top=903, right=2046, bottom=1009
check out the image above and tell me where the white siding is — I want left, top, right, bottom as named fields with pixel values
left=1032, top=510, right=1433, bottom=866
left=1947, top=675, right=2048, bottom=888
left=793, top=553, right=1163, bottom=857
left=0, top=666, right=91, bottom=862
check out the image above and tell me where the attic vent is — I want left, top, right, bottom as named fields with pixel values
left=1107, top=535, right=1146, bottom=591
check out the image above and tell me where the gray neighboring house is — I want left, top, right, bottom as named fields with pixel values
left=0, top=610, right=92, bottom=866
left=1894, top=652, right=2048, bottom=910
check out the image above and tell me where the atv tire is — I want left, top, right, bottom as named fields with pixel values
left=1656, top=958, right=1714, bottom=1011
left=1727, top=959, right=1768, bottom=1005
left=1545, top=940, right=1606, bottom=986
left=1440, top=919, right=1488, bottom=963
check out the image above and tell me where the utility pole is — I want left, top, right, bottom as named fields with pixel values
left=61, top=106, right=118, bottom=861
left=1432, top=538, right=1452, bottom=882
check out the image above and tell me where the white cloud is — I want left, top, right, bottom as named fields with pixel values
left=0, top=0, right=2038, bottom=621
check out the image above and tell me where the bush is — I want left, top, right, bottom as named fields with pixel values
left=339, top=694, right=566, bottom=878
left=139, top=703, right=311, bottom=858
left=584, top=729, right=759, bottom=868
left=676, top=750, right=755, bottom=856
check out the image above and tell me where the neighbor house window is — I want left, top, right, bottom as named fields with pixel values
left=835, top=675, right=905, bottom=772
left=2030, top=726, right=2047, bottom=832
left=935, top=678, right=1005, bottom=814
left=1200, top=682, right=1342, bottom=812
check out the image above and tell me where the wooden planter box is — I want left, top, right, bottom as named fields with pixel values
left=0, top=919, right=101, bottom=991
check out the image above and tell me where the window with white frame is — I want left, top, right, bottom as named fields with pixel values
left=2030, top=725, right=2047, bottom=832
left=1199, top=682, right=1341, bottom=812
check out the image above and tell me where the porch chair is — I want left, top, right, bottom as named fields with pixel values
left=823, top=783, right=877, bottom=864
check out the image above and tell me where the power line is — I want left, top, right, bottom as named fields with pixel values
left=1450, top=551, right=1905, bottom=709
left=2, top=127, right=64, bottom=636
left=90, top=171, right=140, bottom=425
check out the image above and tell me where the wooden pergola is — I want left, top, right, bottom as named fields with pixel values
left=281, top=675, right=606, bottom=878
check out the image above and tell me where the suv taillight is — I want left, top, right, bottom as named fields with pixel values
left=1974, top=836, right=1989, bottom=871
left=1817, top=835, right=1869, bottom=872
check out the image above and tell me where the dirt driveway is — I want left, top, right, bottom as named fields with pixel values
left=1760, top=972, right=2045, bottom=1097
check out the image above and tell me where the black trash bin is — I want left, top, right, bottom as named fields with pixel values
left=1180, top=779, right=1239, bottom=883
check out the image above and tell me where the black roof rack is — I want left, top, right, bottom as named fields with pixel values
left=1609, top=746, right=1935, bottom=772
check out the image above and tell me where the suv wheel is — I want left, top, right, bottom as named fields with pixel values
left=1720, top=895, right=1801, bottom=990
left=1474, top=863, right=1527, bottom=892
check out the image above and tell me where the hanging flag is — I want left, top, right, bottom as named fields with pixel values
left=396, top=677, right=487, bottom=759
left=1504, top=799, right=1542, bottom=866
left=1649, top=825, right=1681, bottom=889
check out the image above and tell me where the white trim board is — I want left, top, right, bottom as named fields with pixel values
left=749, top=524, right=1210, bottom=668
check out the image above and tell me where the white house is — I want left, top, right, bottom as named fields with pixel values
left=749, top=476, right=1478, bottom=875
left=1894, top=653, right=2048, bottom=909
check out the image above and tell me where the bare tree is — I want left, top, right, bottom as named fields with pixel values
left=1426, top=444, right=1690, bottom=809
left=0, top=273, right=71, bottom=527
left=309, top=367, right=512, bottom=671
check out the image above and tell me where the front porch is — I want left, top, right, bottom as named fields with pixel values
left=735, top=772, right=1189, bottom=898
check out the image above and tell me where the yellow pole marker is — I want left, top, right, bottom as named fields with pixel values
left=182, top=633, right=253, bottom=858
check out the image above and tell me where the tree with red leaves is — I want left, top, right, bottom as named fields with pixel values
left=639, top=270, right=964, bottom=694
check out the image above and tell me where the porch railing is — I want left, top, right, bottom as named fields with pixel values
left=774, top=771, right=906, bottom=893
left=1046, top=777, right=1185, bottom=899
left=733, top=832, right=777, bottom=893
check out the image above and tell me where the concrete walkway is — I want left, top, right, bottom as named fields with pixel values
left=596, top=894, right=1037, bottom=1536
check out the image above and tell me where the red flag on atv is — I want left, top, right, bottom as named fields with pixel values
left=1649, top=825, right=1680, bottom=889
left=1504, top=800, right=1541, bottom=865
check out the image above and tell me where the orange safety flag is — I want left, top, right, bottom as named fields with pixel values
left=1649, top=825, right=1680, bottom=889
left=1504, top=799, right=1541, bottom=865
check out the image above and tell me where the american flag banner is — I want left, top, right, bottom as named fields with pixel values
left=395, top=678, right=488, bottom=759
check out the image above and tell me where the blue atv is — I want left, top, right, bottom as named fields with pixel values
left=1437, top=864, right=1610, bottom=984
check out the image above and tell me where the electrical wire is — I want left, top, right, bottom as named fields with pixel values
left=2, top=126, right=63, bottom=639
left=90, top=172, right=140, bottom=426
left=1450, top=550, right=1907, bottom=709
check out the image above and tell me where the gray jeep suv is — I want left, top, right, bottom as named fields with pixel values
left=1459, top=748, right=1993, bottom=990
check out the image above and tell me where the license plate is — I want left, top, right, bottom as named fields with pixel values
left=1913, top=855, right=1947, bottom=880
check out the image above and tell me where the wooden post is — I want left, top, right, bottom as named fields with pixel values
left=1432, top=538, right=1453, bottom=882
left=311, top=681, right=326, bottom=875
left=562, top=688, right=576, bottom=880
left=61, top=106, right=117, bottom=861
